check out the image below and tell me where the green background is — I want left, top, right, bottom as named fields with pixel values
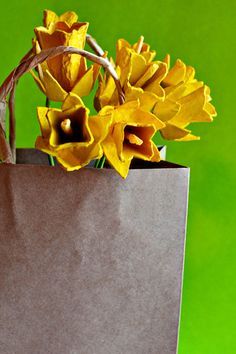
left=0, top=0, right=235, bottom=352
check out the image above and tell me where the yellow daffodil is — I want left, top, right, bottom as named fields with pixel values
left=96, top=37, right=216, bottom=141
left=36, top=93, right=111, bottom=171
left=101, top=100, right=165, bottom=178
left=32, top=10, right=100, bottom=102
left=154, top=57, right=217, bottom=140
left=95, top=37, right=168, bottom=112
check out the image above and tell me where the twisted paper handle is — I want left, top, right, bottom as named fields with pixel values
left=0, top=36, right=125, bottom=164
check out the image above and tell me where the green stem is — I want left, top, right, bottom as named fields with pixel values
left=48, top=154, right=55, bottom=166
left=94, top=159, right=100, bottom=168
left=99, top=156, right=106, bottom=168
left=95, top=155, right=106, bottom=169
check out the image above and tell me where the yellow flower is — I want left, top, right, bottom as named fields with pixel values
left=95, top=37, right=168, bottom=112
left=101, top=100, right=165, bottom=178
left=95, top=37, right=216, bottom=141
left=32, top=10, right=99, bottom=102
left=153, top=57, right=217, bottom=140
left=36, top=93, right=111, bottom=171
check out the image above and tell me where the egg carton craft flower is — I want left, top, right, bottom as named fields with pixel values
left=0, top=9, right=217, bottom=178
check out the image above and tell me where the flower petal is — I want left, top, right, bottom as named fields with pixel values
left=150, top=144, right=161, bottom=162
left=134, top=63, right=159, bottom=88
left=40, top=69, right=68, bottom=102
left=37, top=107, right=51, bottom=138
left=171, top=86, right=214, bottom=127
left=56, top=142, right=102, bottom=171
left=125, top=85, right=158, bottom=111
left=129, top=52, right=147, bottom=85
left=112, top=123, right=125, bottom=161
left=103, top=135, right=132, bottom=179
left=160, top=123, right=191, bottom=140
left=154, top=99, right=180, bottom=122
left=35, top=136, right=52, bottom=155
left=128, top=109, right=165, bottom=130
left=61, top=92, right=85, bottom=111
left=162, top=59, right=186, bottom=87
left=60, top=11, right=78, bottom=26
left=143, top=62, right=168, bottom=99
left=72, top=63, right=100, bottom=97
left=43, top=10, right=58, bottom=28
left=175, top=134, right=200, bottom=141
left=30, top=70, right=46, bottom=95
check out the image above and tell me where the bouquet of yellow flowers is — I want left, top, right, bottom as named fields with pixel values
left=0, top=9, right=216, bottom=178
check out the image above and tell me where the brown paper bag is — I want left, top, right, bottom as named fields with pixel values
left=0, top=149, right=189, bottom=354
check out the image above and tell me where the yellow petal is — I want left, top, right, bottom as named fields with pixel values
left=65, top=24, right=88, bottom=86
left=112, top=123, right=126, bottom=161
left=30, top=69, right=46, bottom=95
left=144, top=81, right=165, bottom=100
left=43, top=10, right=58, bottom=28
left=143, top=62, right=168, bottom=99
left=153, top=99, right=180, bottom=122
left=125, top=85, right=158, bottom=111
left=141, top=50, right=156, bottom=63
left=73, top=64, right=100, bottom=97
left=40, top=69, right=68, bottom=102
left=185, top=65, right=196, bottom=81
left=175, top=134, right=200, bottom=141
left=171, top=86, right=214, bottom=127
left=112, top=100, right=140, bottom=123
left=56, top=142, right=103, bottom=171
left=89, top=113, right=112, bottom=142
left=116, top=38, right=131, bottom=54
left=98, top=105, right=115, bottom=116
left=138, top=91, right=160, bottom=111
left=150, top=144, right=161, bottom=162
left=117, top=48, right=132, bottom=86
left=205, top=101, right=217, bottom=116
left=129, top=52, right=147, bottom=85
left=103, top=135, right=131, bottom=179
left=123, top=107, right=165, bottom=130
left=162, top=59, right=186, bottom=86
left=34, top=40, right=42, bottom=55
left=160, top=123, right=191, bottom=140
left=132, top=38, right=156, bottom=63
left=37, top=107, right=50, bottom=138
left=62, top=92, right=85, bottom=111
left=35, top=136, right=53, bottom=155
left=96, top=66, right=120, bottom=107
left=60, top=11, right=78, bottom=26
left=134, top=63, right=159, bottom=88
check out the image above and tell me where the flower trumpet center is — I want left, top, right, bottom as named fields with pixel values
left=61, top=118, right=73, bottom=135
left=125, top=132, right=143, bottom=146
left=55, top=107, right=91, bottom=145
left=124, top=126, right=144, bottom=147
